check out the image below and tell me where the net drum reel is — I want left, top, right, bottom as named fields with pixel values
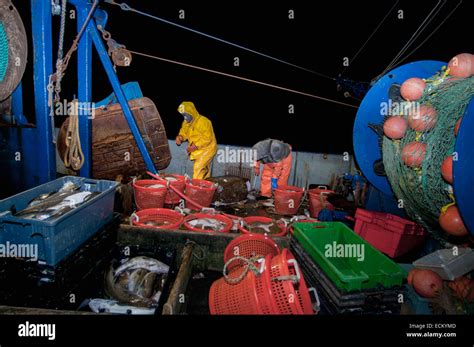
left=353, top=60, right=474, bottom=236
left=0, top=0, right=27, bottom=102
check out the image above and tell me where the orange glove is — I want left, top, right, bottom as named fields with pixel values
left=176, top=135, right=184, bottom=146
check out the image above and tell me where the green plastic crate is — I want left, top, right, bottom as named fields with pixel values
left=293, top=222, right=407, bottom=292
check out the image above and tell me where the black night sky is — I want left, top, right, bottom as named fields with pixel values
left=15, top=0, right=472, bottom=154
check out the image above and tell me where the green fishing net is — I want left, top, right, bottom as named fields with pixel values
left=383, top=70, right=474, bottom=240
left=0, top=22, right=8, bottom=82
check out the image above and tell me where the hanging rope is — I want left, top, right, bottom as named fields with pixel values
left=63, top=100, right=85, bottom=171
left=104, top=0, right=336, bottom=81
left=127, top=49, right=358, bottom=109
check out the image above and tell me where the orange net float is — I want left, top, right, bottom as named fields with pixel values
left=407, top=105, right=437, bottom=132
left=448, top=53, right=474, bottom=78
left=401, top=142, right=427, bottom=168
left=383, top=116, right=408, bottom=140
left=400, top=77, right=426, bottom=101
left=454, top=117, right=462, bottom=136
left=439, top=205, right=468, bottom=236
left=440, top=155, right=454, bottom=184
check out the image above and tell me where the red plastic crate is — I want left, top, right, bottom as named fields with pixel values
left=354, top=209, right=426, bottom=258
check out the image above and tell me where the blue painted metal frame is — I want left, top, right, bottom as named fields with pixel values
left=1, top=0, right=157, bottom=198
left=353, top=60, right=445, bottom=196
left=76, top=4, right=94, bottom=178
left=69, top=0, right=158, bottom=176
left=31, top=0, right=56, bottom=184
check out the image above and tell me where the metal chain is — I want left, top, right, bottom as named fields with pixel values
left=48, top=0, right=98, bottom=104
left=46, top=0, right=98, bottom=143
left=97, top=25, right=132, bottom=68
left=54, top=0, right=67, bottom=98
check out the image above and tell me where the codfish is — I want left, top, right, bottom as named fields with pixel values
left=113, top=256, right=169, bottom=279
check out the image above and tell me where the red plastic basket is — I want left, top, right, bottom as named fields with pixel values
left=183, top=213, right=233, bottom=233
left=209, top=256, right=277, bottom=314
left=132, top=208, right=184, bottom=230
left=224, top=234, right=280, bottom=272
left=158, top=174, right=186, bottom=205
left=269, top=249, right=314, bottom=314
left=286, top=250, right=315, bottom=314
left=238, top=216, right=287, bottom=237
left=354, top=208, right=426, bottom=258
left=308, top=186, right=335, bottom=218
left=274, top=185, right=304, bottom=215
left=133, top=179, right=167, bottom=210
left=185, top=179, right=217, bottom=210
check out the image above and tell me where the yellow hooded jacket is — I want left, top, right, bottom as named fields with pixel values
left=178, top=101, right=217, bottom=164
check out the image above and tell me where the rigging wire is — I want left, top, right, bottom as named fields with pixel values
left=382, top=0, right=446, bottom=73
left=104, top=0, right=336, bottom=81
left=374, top=0, right=445, bottom=80
left=390, top=0, right=464, bottom=68
left=341, top=0, right=399, bottom=75
left=127, top=49, right=359, bottom=109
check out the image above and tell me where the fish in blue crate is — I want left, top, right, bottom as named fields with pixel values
left=14, top=181, right=99, bottom=221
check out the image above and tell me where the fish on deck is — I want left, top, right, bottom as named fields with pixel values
left=102, top=256, right=170, bottom=310
left=188, top=218, right=226, bottom=232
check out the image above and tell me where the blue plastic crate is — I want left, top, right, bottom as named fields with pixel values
left=0, top=176, right=118, bottom=266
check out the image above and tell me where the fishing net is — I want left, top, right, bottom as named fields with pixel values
left=383, top=69, right=474, bottom=240
left=0, top=21, right=8, bottom=82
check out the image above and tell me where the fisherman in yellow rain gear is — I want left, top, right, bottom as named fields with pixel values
left=175, top=102, right=217, bottom=179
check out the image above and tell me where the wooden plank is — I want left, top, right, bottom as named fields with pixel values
left=162, top=243, right=194, bottom=315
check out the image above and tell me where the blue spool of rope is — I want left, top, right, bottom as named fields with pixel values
left=353, top=60, right=474, bottom=237
left=0, top=22, right=9, bottom=83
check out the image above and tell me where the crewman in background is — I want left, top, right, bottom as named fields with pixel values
left=252, top=139, right=293, bottom=199
left=175, top=101, right=217, bottom=179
